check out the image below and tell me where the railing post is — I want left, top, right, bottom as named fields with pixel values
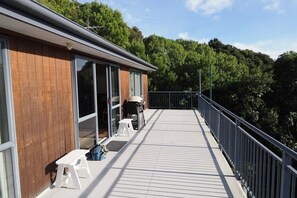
left=197, top=93, right=199, bottom=110
left=191, top=93, right=193, bottom=109
left=280, top=152, right=292, bottom=198
left=217, top=109, right=221, bottom=150
left=209, top=100, right=212, bottom=130
left=168, top=92, right=171, bottom=109
left=234, top=119, right=240, bottom=179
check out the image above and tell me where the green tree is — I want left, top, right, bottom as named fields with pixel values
left=126, top=26, right=147, bottom=60
left=38, top=0, right=80, bottom=21
left=144, top=35, right=177, bottom=90
left=79, top=2, right=130, bottom=48
left=273, top=51, right=297, bottom=148
left=38, top=0, right=130, bottom=49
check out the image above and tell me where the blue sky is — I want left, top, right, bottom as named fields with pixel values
left=78, top=0, right=297, bottom=59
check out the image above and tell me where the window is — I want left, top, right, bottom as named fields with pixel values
left=0, top=39, right=19, bottom=197
left=75, top=57, right=98, bottom=149
left=0, top=149, right=15, bottom=197
left=0, top=43, right=9, bottom=144
left=130, top=71, right=142, bottom=97
left=76, top=59, right=95, bottom=118
left=111, top=66, right=120, bottom=106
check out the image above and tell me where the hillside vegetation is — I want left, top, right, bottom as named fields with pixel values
left=38, top=0, right=297, bottom=150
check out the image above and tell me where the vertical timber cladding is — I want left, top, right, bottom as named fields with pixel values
left=142, top=72, right=148, bottom=110
left=120, top=66, right=149, bottom=114
left=9, top=34, right=75, bottom=198
left=120, top=65, right=130, bottom=119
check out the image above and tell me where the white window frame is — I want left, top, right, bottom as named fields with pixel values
left=0, top=38, right=21, bottom=197
left=129, top=70, right=143, bottom=98
left=73, top=55, right=98, bottom=148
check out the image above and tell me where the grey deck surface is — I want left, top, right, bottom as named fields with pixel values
left=39, top=110, right=246, bottom=198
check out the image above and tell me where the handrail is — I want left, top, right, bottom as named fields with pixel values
left=148, top=91, right=198, bottom=109
left=200, top=94, right=297, bottom=159
left=148, top=91, right=297, bottom=197
left=149, top=91, right=198, bottom=93
left=197, top=93, right=297, bottom=198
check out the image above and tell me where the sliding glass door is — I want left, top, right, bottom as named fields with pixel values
left=108, top=66, right=121, bottom=137
left=75, top=58, right=98, bottom=149
left=74, top=58, right=121, bottom=147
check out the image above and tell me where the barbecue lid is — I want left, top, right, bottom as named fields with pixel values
left=128, top=96, right=143, bottom=103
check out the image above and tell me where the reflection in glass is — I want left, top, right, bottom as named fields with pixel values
left=112, top=108, right=120, bottom=136
left=130, top=72, right=134, bottom=96
left=135, top=72, right=141, bottom=97
left=79, top=117, right=96, bottom=149
left=76, top=59, right=95, bottom=118
left=130, top=71, right=142, bottom=97
left=0, top=149, right=15, bottom=198
left=111, top=67, right=119, bottom=106
left=0, top=43, right=9, bottom=144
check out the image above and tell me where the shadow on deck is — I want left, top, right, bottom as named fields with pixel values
left=39, top=109, right=246, bottom=198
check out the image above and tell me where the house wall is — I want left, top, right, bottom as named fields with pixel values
left=8, top=33, right=75, bottom=198
left=120, top=67, right=149, bottom=117
left=143, top=72, right=148, bottom=110
left=120, top=66, right=130, bottom=118
left=2, top=27, right=151, bottom=197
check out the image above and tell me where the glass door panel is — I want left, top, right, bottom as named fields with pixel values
left=108, top=66, right=121, bottom=137
left=75, top=58, right=98, bottom=149
left=78, top=117, right=96, bottom=149
left=76, top=59, right=95, bottom=118
left=111, top=108, right=120, bottom=135
left=0, top=149, right=15, bottom=198
left=96, top=64, right=109, bottom=140
left=111, top=66, right=120, bottom=106
left=0, top=51, right=9, bottom=144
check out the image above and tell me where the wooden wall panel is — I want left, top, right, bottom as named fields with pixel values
left=9, top=35, right=29, bottom=198
left=143, top=72, right=148, bottom=109
left=42, top=45, right=56, bottom=185
left=120, top=66, right=130, bottom=119
left=8, top=34, right=75, bottom=198
left=120, top=67, right=150, bottom=114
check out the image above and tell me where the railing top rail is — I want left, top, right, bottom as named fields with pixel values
left=200, top=93, right=297, bottom=160
left=149, top=91, right=198, bottom=94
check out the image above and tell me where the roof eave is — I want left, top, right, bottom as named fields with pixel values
left=0, top=0, right=157, bottom=71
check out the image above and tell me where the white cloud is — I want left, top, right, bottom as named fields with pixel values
left=178, top=32, right=210, bottom=43
left=185, top=0, right=233, bottom=15
left=262, top=0, right=285, bottom=13
left=199, top=38, right=210, bottom=43
left=233, top=39, right=297, bottom=59
left=178, top=32, right=190, bottom=40
left=121, top=8, right=141, bottom=25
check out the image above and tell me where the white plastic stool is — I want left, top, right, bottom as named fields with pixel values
left=117, top=119, right=134, bottom=136
left=55, top=149, right=91, bottom=190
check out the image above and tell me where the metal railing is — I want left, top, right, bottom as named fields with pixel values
left=198, top=94, right=297, bottom=198
left=148, top=91, right=198, bottom=109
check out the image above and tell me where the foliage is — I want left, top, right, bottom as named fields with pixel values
left=126, top=27, right=147, bottom=60
left=38, top=0, right=130, bottom=49
left=38, top=0, right=80, bottom=21
left=272, top=51, right=297, bottom=148
left=79, top=2, right=130, bottom=48
left=144, top=35, right=178, bottom=90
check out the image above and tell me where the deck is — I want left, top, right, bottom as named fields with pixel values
left=39, top=109, right=246, bottom=198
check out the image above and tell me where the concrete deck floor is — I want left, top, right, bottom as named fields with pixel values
left=39, top=109, right=246, bottom=198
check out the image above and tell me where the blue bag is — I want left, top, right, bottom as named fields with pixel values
left=88, top=144, right=105, bottom=161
